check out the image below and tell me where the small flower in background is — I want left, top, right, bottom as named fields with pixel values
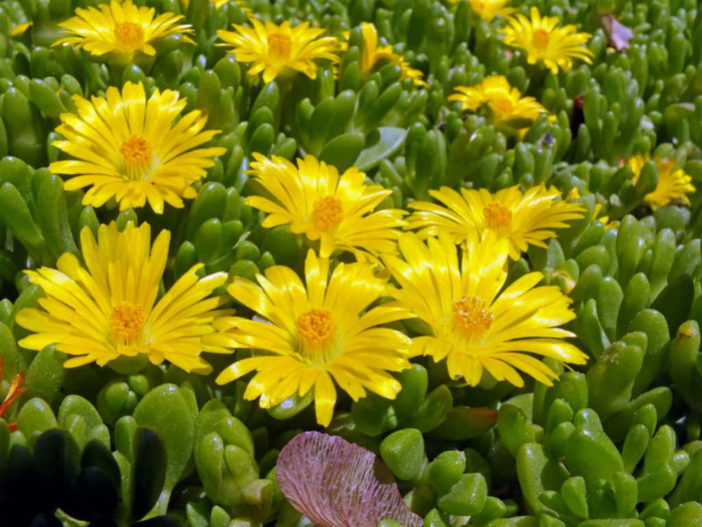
left=500, top=7, right=594, bottom=73
left=449, top=75, right=553, bottom=132
left=180, top=0, right=251, bottom=12
left=10, top=22, right=33, bottom=38
left=358, top=22, right=426, bottom=87
left=277, top=431, right=423, bottom=527
left=0, top=357, right=25, bottom=433
left=217, top=18, right=339, bottom=83
left=52, top=0, right=193, bottom=63
left=384, top=233, right=588, bottom=387
left=16, top=222, right=234, bottom=373
left=49, top=81, right=225, bottom=214
left=407, top=184, right=584, bottom=260
left=216, top=250, right=413, bottom=427
left=628, top=153, right=695, bottom=209
left=467, top=0, right=516, bottom=22
left=245, top=153, right=406, bottom=260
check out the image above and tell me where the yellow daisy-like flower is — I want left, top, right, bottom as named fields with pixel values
left=16, top=222, right=234, bottom=373
left=628, top=154, right=696, bottom=209
left=448, top=75, right=552, bottom=129
left=245, top=153, right=406, bottom=260
left=384, top=233, right=587, bottom=387
left=359, top=22, right=426, bottom=87
left=500, top=7, right=594, bottom=74
left=407, top=185, right=584, bottom=260
left=217, top=18, right=339, bottom=84
left=215, top=250, right=413, bottom=426
left=469, top=0, right=516, bottom=22
left=53, top=0, right=194, bottom=63
left=49, top=81, right=226, bottom=214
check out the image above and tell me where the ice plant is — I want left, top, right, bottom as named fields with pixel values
left=384, top=233, right=587, bottom=387
left=49, top=81, right=225, bottom=214
left=215, top=250, right=413, bottom=426
left=217, top=18, right=339, bottom=83
left=500, top=7, right=594, bottom=73
left=181, top=0, right=251, bottom=11
left=53, top=0, right=193, bottom=63
left=628, top=153, right=695, bottom=209
left=245, top=153, right=406, bottom=259
left=277, top=432, right=423, bottom=527
left=10, top=22, right=33, bottom=38
left=359, top=22, right=426, bottom=87
left=448, top=75, right=552, bottom=131
left=16, top=222, right=233, bottom=373
left=0, top=357, right=25, bottom=433
left=407, top=185, right=584, bottom=260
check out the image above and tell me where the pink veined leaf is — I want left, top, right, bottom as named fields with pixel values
left=601, top=14, right=634, bottom=52
left=276, top=431, right=423, bottom=527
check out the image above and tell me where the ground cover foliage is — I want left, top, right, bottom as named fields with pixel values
left=1, top=0, right=702, bottom=525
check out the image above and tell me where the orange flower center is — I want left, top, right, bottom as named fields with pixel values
left=120, top=135, right=153, bottom=169
left=453, top=296, right=493, bottom=337
left=532, top=29, right=550, bottom=50
left=492, top=96, right=514, bottom=116
left=268, top=32, right=292, bottom=61
left=484, top=202, right=512, bottom=232
left=297, top=309, right=335, bottom=346
left=110, top=302, right=146, bottom=340
left=312, top=196, right=344, bottom=230
left=114, top=21, right=144, bottom=49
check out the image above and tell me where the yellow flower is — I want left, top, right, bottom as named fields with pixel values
left=359, top=23, right=426, bottom=87
left=245, top=153, right=406, bottom=260
left=448, top=76, right=552, bottom=130
left=407, top=185, right=584, bottom=260
left=49, top=81, right=226, bottom=214
left=10, top=22, right=33, bottom=38
left=217, top=18, right=339, bottom=84
left=565, top=188, right=615, bottom=230
left=215, top=250, right=413, bottom=426
left=628, top=154, right=696, bottom=209
left=53, top=0, right=193, bottom=63
left=384, top=233, right=587, bottom=387
left=16, top=223, right=234, bottom=373
left=469, top=0, right=516, bottom=22
left=500, top=7, right=594, bottom=74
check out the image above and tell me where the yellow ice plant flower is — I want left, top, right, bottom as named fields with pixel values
left=448, top=76, right=552, bottom=130
left=628, top=154, right=695, bottom=209
left=53, top=0, right=193, bottom=63
left=245, top=153, right=406, bottom=259
left=500, top=7, right=594, bottom=74
left=407, top=185, right=584, bottom=260
left=16, top=223, right=234, bottom=373
left=384, top=233, right=587, bottom=387
left=469, top=0, right=515, bottom=22
left=359, top=23, right=426, bottom=87
left=49, top=81, right=225, bottom=214
left=10, top=22, right=33, bottom=38
left=217, top=18, right=339, bottom=84
left=215, top=250, right=413, bottom=426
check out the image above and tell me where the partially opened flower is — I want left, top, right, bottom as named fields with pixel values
left=53, top=0, right=193, bottom=63
left=217, top=18, right=339, bottom=83
left=468, top=0, right=516, bottom=22
left=407, top=185, right=584, bottom=260
left=500, top=7, right=594, bottom=73
left=16, top=222, right=234, bottom=373
left=448, top=75, right=552, bottom=131
left=0, top=357, right=25, bottom=433
left=628, top=153, right=695, bottom=209
left=277, top=431, right=423, bottom=527
left=359, top=22, right=426, bottom=87
left=49, top=81, right=225, bottom=214
left=10, top=22, right=33, bottom=38
left=384, top=233, right=587, bottom=386
left=215, top=250, right=413, bottom=426
left=245, top=153, right=406, bottom=259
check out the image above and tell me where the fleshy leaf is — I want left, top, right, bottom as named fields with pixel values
left=276, top=431, right=422, bottom=527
